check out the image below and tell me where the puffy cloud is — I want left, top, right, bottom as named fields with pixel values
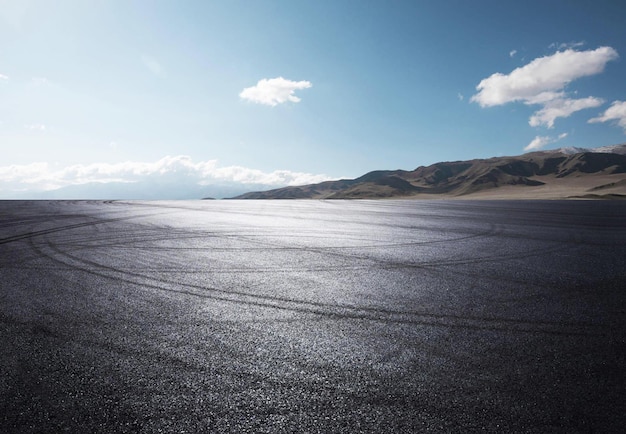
left=0, top=156, right=333, bottom=194
left=509, top=49, right=517, bottom=58
left=588, top=100, right=626, bottom=132
left=240, top=77, right=312, bottom=106
left=472, top=47, right=617, bottom=107
left=208, top=165, right=329, bottom=186
left=529, top=96, right=604, bottom=128
left=471, top=47, right=618, bottom=128
left=524, top=133, right=568, bottom=151
left=0, top=162, right=50, bottom=184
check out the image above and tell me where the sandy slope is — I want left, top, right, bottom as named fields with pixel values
left=431, top=174, right=626, bottom=200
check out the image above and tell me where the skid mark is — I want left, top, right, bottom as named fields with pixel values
left=29, top=222, right=608, bottom=337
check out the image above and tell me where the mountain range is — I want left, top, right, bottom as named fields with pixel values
left=232, top=144, right=626, bottom=200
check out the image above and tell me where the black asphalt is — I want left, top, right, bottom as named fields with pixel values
left=1, top=199, right=624, bottom=433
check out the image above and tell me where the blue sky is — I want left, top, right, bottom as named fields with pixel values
left=1, top=0, right=626, bottom=198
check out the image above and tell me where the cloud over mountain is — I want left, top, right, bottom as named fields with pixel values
left=524, top=133, right=568, bottom=151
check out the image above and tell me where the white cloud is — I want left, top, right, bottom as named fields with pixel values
left=528, top=96, right=604, bottom=128
left=472, top=47, right=617, bottom=107
left=524, top=133, right=568, bottom=151
left=471, top=47, right=618, bottom=128
left=509, top=49, right=517, bottom=58
left=141, top=54, right=165, bottom=77
left=0, top=74, right=8, bottom=80
left=457, top=93, right=464, bottom=101
left=588, top=100, right=626, bottom=132
left=240, top=77, right=312, bottom=106
left=0, top=162, right=49, bottom=183
left=0, top=156, right=334, bottom=194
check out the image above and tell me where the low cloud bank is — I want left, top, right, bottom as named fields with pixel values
left=0, top=156, right=334, bottom=199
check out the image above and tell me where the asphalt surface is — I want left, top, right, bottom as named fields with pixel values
left=0, top=199, right=624, bottom=433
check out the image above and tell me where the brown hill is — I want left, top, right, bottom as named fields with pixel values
left=233, top=144, right=626, bottom=200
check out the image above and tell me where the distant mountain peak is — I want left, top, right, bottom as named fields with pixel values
left=541, top=143, right=626, bottom=156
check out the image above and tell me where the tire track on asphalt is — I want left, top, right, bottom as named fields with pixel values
left=51, top=226, right=499, bottom=251
left=0, top=220, right=113, bottom=245
left=0, top=210, right=178, bottom=246
left=31, top=223, right=606, bottom=337
left=110, top=200, right=510, bottom=233
left=30, top=217, right=585, bottom=299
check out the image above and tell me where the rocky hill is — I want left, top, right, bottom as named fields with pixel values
left=232, top=144, right=626, bottom=200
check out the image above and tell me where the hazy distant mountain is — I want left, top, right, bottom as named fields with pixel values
left=232, top=144, right=626, bottom=200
